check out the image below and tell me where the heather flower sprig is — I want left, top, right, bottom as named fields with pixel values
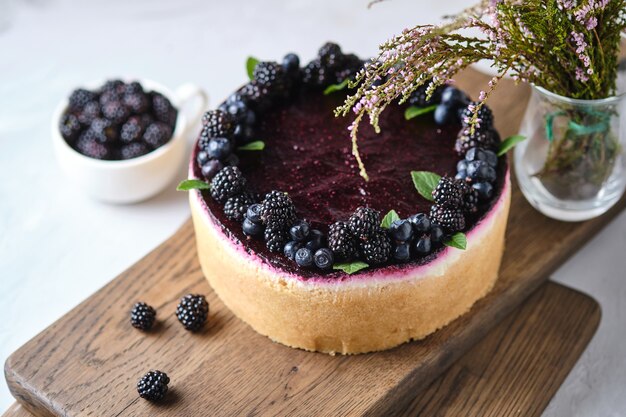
left=336, top=0, right=626, bottom=180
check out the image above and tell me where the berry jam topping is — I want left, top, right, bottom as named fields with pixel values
left=191, top=43, right=507, bottom=277
left=60, top=79, right=177, bottom=160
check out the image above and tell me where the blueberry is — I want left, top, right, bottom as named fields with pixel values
left=441, top=86, right=470, bottom=107
left=282, top=53, right=300, bottom=74
left=246, top=203, right=263, bottom=223
left=201, top=159, right=224, bottom=180
left=208, top=137, right=233, bottom=160
left=234, top=124, right=255, bottom=142
left=473, top=182, right=494, bottom=200
left=389, top=219, right=413, bottom=242
left=197, top=150, right=210, bottom=166
left=305, top=229, right=325, bottom=252
left=290, top=221, right=311, bottom=242
left=457, top=159, right=468, bottom=172
left=284, top=241, right=303, bottom=260
left=295, top=247, right=314, bottom=267
left=483, top=150, right=498, bottom=168
left=434, top=104, right=457, bottom=126
left=430, top=225, right=445, bottom=243
left=408, top=213, right=431, bottom=233
left=414, top=236, right=432, bottom=255
left=465, top=147, right=485, bottom=162
left=393, top=243, right=411, bottom=262
left=243, top=218, right=264, bottom=236
left=467, top=160, right=496, bottom=181
left=455, top=170, right=468, bottom=181
left=314, top=248, right=334, bottom=270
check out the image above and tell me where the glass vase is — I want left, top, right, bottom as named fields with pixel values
left=514, top=85, right=626, bottom=221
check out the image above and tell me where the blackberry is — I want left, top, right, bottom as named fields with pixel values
left=124, top=81, right=143, bottom=95
left=75, top=131, right=112, bottom=160
left=123, top=91, right=149, bottom=114
left=120, top=116, right=145, bottom=143
left=121, top=142, right=151, bottom=160
left=253, top=61, right=285, bottom=88
left=143, top=122, right=172, bottom=149
left=210, top=166, right=247, bottom=203
left=328, top=221, right=358, bottom=261
left=152, top=92, right=177, bottom=127
left=455, top=128, right=500, bottom=156
left=77, top=101, right=101, bottom=125
left=260, top=190, right=297, bottom=227
left=348, top=207, right=380, bottom=241
left=360, top=229, right=391, bottom=265
left=59, top=113, right=82, bottom=143
left=102, top=100, right=130, bottom=124
left=461, top=102, right=494, bottom=131
left=408, top=82, right=444, bottom=107
left=200, top=110, right=235, bottom=143
left=302, top=59, right=335, bottom=87
left=432, top=176, right=464, bottom=208
left=137, top=370, right=170, bottom=402
left=89, top=118, right=118, bottom=144
left=239, top=82, right=272, bottom=109
left=224, top=193, right=256, bottom=221
left=314, top=248, right=334, bottom=270
left=264, top=223, right=290, bottom=253
left=176, top=294, right=209, bottom=331
left=130, top=302, right=156, bottom=331
left=334, top=53, right=363, bottom=84
left=102, top=79, right=124, bottom=95
left=68, top=88, right=97, bottom=111
left=461, top=184, right=479, bottom=214
left=429, top=204, right=466, bottom=232
left=318, top=42, right=343, bottom=70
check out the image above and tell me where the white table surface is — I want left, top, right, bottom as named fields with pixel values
left=1, top=0, right=625, bottom=415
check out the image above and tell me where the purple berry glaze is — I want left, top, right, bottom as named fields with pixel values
left=192, top=89, right=507, bottom=278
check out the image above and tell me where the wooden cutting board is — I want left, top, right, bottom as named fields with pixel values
left=4, top=69, right=623, bottom=416
left=3, top=280, right=600, bottom=417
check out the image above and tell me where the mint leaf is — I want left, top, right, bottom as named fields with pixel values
left=323, top=79, right=351, bottom=95
left=380, top=209, right=400, bottom=229
left=238, top=140, right=265, bottom=151
left=404, top=105, right=437, bottom=120
left=246, top=56, right=260, bottom=80
left=497, top=135, right=526, bottom=156
left=177, top=179, right=210, bottom=191
left=333, top=261, right=369, bottom=274
left=444, top=232, right=467, bottom=250
left=411, top=171, right=441, bottom=202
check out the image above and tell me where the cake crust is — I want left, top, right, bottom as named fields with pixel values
left=190, top=175, right=511, bottom=354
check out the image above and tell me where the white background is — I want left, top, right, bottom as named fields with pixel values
left=1, top=0, right=626, bottom=415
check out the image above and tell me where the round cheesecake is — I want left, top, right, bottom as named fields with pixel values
left=188, top=46, right=510, bottom=354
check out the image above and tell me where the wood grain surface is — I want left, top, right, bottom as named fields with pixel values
left=2, top=281, right=601, bottom=417
left=4, top=69, right=623, bottom=416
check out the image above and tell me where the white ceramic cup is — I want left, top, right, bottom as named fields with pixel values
left=52, top=79, right=208, bottom=204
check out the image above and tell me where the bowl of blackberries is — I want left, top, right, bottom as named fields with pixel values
left=54, top=79, right=207, bottom=203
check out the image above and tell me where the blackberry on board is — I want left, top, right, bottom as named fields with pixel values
left=224, top=193, right=256, bottom=221
left=130, top=302, right=156, bottom=331
left=260, top=190, right=297, bottom=228
left=432, top=176, right=464, bottom=208
left=429, top=204, right=466, bottom=233
left=348, top=207, right=380, bottom=241
left=328, top=221, right=358, bottom=261
left=360, top=228, right=391, bottom=265
left=137, top=370, right=170, bottom=402
left=176, top=294, right=209, bottom=331
left=210, top=166, right=247, bottom=203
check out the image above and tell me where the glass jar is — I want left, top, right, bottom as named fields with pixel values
left=515, top=85, right=626, bottom=221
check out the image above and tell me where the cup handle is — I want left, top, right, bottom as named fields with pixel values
left=175, top=83, right=209, bottom=135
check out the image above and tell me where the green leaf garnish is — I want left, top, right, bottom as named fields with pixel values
left=404, top=105, right=437, bottom=120
left=411, top=171, right=441, bottom=202
left=246, top=56, right=260, bottom=80
left=444, top=232, right=467, bottom=250
left=237, top=140, right=265, bottom=151
left=177, top=179, right=210, bottom=191
left=323, top=79, right=351, bottom=95
left=380, top=209, right=400, bottom=229
left=333, top=261, right=369, bottom=274
left=497, top=135, right=526, bottom=156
